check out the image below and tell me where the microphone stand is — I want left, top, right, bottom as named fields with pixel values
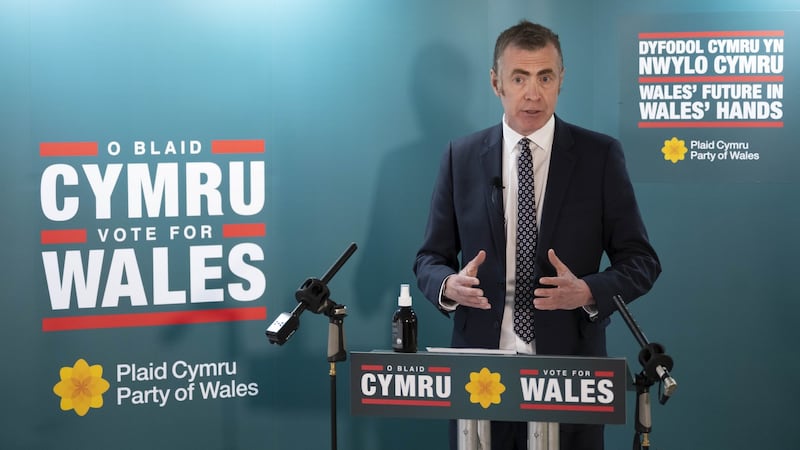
left=266, top=243, right=357, bottom=450
left=612, top=295, right=677, bottom=450
left=298, top=243, right=356, bottom=450
left=327, top=304, right=347, bottom=450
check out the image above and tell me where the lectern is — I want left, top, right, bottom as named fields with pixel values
left=350, top=351, right=628, bottom=450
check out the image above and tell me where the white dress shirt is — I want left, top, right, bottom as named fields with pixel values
left=498, top=114, right=555, bottom=355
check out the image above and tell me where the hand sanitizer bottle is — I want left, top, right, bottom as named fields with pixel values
left=392, top=284, right=417, bottom=353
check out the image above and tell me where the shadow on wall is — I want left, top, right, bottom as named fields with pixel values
left=353, top=40, right=475, bottom=321
left=245, top=41, right=479, bottom=450
left=346, top=40, right=476, bottom=450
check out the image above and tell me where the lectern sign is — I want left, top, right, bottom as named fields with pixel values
left=350, top=351, right=627, bottom=424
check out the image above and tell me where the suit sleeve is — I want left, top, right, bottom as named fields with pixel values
left=413, top=143, right=461, bottom=314
left=582, top=139, right=661, bottom=319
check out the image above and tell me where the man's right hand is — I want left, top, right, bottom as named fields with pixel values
left=443, top=250, right=491, bottom=310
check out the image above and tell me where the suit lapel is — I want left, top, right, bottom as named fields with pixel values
left=481, top=125, right=505, bottom=260
left=538, top=117, right=576, bottom=266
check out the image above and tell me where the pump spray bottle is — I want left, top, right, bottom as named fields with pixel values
left=392, top=284, right=417, bottom=352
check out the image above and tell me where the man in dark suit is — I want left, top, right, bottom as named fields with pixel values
left=414, top=20, right=661, bottom=450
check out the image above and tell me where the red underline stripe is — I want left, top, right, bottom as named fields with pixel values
left=41, top=229, right=87, bottom=244
left=40, top=142, right=99, bottom=157
left=520, top=369, right=540, bottom=375
left=361, top=365, right=384, bottom=371
left=41, top=306, right=267, bottom=332
left=211, top=139, right=265, bottom=154
left=520, top=404, right=615, bottom=412
left=639, top=30, right=784, bottom=39
left=639, top=121, right=783, bottom=128
left=639, top=75, right=784, bottom=83
left=595, top=371, right=615, bottom=377
left=222, top=223, right=266, bottom=238
left=428, top=366, right=451, bottom=373
left=361, top=398, right=451, bottom=407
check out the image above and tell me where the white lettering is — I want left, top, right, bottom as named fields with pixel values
left=40, top=162, right=265, bottom=220
left=41, top=245, right=266, bottom=310
left=40, top=164, right=80, bottom=221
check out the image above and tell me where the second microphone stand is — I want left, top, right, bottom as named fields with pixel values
left=612, top=295, right=677, bottom=450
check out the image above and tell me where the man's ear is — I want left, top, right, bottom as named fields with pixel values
left=490, top=69, right=502, bottom=96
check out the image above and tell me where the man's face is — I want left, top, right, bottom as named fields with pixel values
left=490, top=43, right=564, bottom=136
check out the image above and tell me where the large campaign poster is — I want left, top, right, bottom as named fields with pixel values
left=40, top=138, right=267, bottom=411
left=619, top=12, right=797, bottom=182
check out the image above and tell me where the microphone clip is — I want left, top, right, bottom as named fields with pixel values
left=612, top=295, right=677, bottom=405
left=639, top=342, right=676, bottom=405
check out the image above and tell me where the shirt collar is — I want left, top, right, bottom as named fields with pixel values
left=501, top=114, right=556, bottom=154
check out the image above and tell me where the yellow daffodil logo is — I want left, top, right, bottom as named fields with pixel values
left=53, top=358, right=110, bottom=416
left=661, top=137, right=688, bottom=164
left=464, top=367, right=505, bottom=409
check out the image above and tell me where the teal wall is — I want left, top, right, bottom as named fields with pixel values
left=1, top=0, right=798, bottom=449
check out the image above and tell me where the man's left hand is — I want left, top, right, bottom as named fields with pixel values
left=534, top=249, right=595, bottom=310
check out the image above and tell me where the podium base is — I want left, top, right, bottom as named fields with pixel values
left=457, top=419, right=490, bottom=450
left=529, top=422, right=559, bottom=450
left=457, top=420, right=559, bottom=450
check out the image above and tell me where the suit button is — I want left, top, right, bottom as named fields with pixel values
left=493, top=321, right=500, bottom=329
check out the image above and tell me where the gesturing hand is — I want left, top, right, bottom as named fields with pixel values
left=534, top=249, right=594, bottom=310
left=443, top=250, right=491, bottom=310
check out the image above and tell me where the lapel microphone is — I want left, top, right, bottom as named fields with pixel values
left=490, top=176, right=504, bottom=207
left=491, top=176, right=504, bottom=190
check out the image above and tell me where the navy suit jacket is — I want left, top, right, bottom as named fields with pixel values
left=414, top=116, right=661, bottom=357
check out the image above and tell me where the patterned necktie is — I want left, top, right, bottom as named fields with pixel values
left=514, top=138, right=537, bottom=343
